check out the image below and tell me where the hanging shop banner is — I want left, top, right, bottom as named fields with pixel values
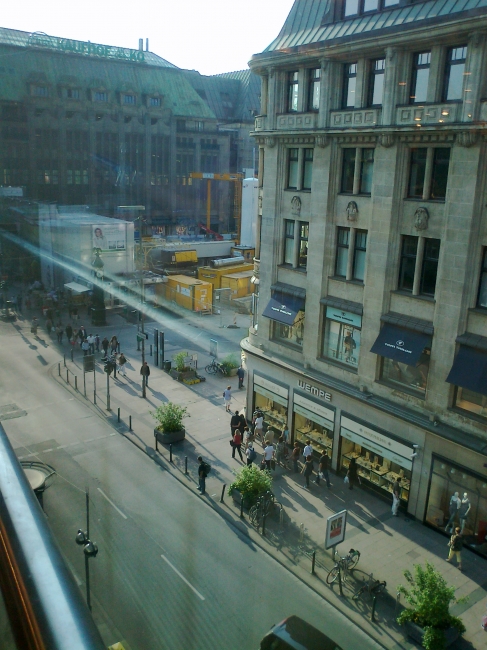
left=326, top=307, right=362, bottom=328
left=293, top=393, right=335, bottom=429
left=325, top=509, right=348, bottom=549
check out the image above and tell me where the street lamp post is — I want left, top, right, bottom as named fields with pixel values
left=75, top=490, right=98, bottom=611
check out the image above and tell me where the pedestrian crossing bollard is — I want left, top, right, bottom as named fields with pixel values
left=150, top=344, right=152, bottom=357
left=94, top=390, right=96, bottom=405
left=299, top=523, right=304, bottom=543
left=279, top=505, right=284, bottom=533
left=240, top=499, right=244, bottom=518
left=184, top=456, right=188, bottom=474
left=220, top=484, right=226, bottom=503
left=262, top=511, right=267, bottom=536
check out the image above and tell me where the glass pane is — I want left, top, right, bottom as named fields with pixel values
left=455, top=387, right=487, bottom=418
left=363, top=0, right=378, bottom=11
left=273, top=312, right=305, bottom=347
left=408, top=148, right=427, bottom=197
left=478, top=271, right=487, bottom=308
left=302, top=149, right=313, bottom=190
left=446, top=62, right=465, bottom=100
left=371, top=69, right=384, bottom=106
left=337, top=227, right=350, bottom=246
left=341, top=149, right=356, bottom=193
left=411, top=67, right=429, bottom=103
left=288, top=150, right=298, bottom=188
left=284, top=237, right=294, bottom=265
left=335, top=246, right=348, bottom=277
left=324, top=319, right=361, bottom=368
left=420, top=257, right=439, bottom=296
left=430, top=148, right=450, bottom=199
left=384, top=0, right=399, bottom=5
left=353, top=248, right=366, bottom=281
left=285, top=220, right=294, bottom=237
left=381, top=348, right=430, bottom=394
left=343, top=67, right=357, bottom=108
left=344, top=0, right=359, bottom=16
left=360, top=149, right=374, bottom=194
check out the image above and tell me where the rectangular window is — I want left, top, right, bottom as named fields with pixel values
left=52, top=170, right=58, bottom=185
left=94, top=92, right=108, bottom=102
left=455, top=386, right=487, bottom=419
left=288, top=71, right=299, bottom=112
left=344, top=0, right=359, bottom=16
left=33, top=85, right=48, bottom=97
left=67, top=170, right=73, bottom=185
left=302, top=149, right=313, bottom=190
left=381, top=347, right=431, bottom=395
left=444, top=46, right=467, bottom=101
left=477, top=249, right=487, bottom=308
left=359, top=149, right=374, bottom=194
left=363, top=0, right=379, bottom=11
left=335, top=227, right=350, bottom=277
left=410, top=52, right=431, bottom=104
left=343, top=64, right=357, bottom=109
left=150, top=97, right=161, bottom=107
left=123, top=94, right=136, bottom=105
left=283, top=220, right=295, bottom=265
left=341, top=149, right=356, bottom=193
left=66, top=88, right=80, bottom=99
left=287, top=149, right=299, bottom=189
left=344, top=0, right=398, bottom=16
left=430, top=148, right=450, bottom=200
left=82, top=169, right=89, bottom=185
left=353, top=230, right=368, bottom=281
left=74, top=170, right=81, bottom=185
left=398, top=236, right=418, bottom=292
left=408, top=148, right=427, bottom=198
left=308, top=68, right=321, bottom=111
left=273, top=310, right=305, bottom=348
left=369, top=59, right=385, bottom=106
left=420, top=238, right=440, bottom=296
left=298, top=222, right=309, bottom=270
left=323, top=308, right=362, bottom=369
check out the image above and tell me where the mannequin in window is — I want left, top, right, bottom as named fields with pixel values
left=458, top=493, right=471, bottom=534
left=343, top=329, right=356, bottom=363
left=445, top=492, right=460, bottom=533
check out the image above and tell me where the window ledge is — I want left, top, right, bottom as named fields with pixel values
left=449, top=406, right=487, bottom=425
left=317, top=356, right=358, bottom=374
left=270, top=339, right=303, bottom=352
left=391, top=290, right=435, bottom=303
left=278, top=264, right=307, bottom=274
left=468, top=307, right=487, bottom=316
left=329, top=275, right=364, bottom=286
left=375, top=379, right=426, bottom=401
left=284, top=188, right=310, bottom=193
left=403, top=197, right=446, bottom=204
left=337, top=193, right=371, bottom=198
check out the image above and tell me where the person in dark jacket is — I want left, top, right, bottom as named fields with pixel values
left=236, top=365, right=245, bottom=389
left=446, top=526, right=463, bottom=570
left=140, top=361, right=150, bottom=387
left=315, top=452, right=331, bottom=488
left=302, top=456, right=314, bottom=489
left=291, top=442, right=300, bottom=473
left=347, top=457, right=358, bottom=490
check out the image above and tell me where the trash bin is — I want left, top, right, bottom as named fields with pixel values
left=163, top=360, right=171, bottom=372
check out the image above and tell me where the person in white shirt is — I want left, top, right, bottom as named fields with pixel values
left=223, top=386, right=232, bottom=412
left=303, top=441, right=313, bottom=460
left=254, top=414, right=264, bottom=441
left=263, top=444, right=274, bottom=471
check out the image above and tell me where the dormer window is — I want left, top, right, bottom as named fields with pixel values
left=32, top=85, right=48, bottom=97
left=94, top=91, right=108, bottom=102
left=344, top=0, right=399, bottom=18
left=122, top=93, right=136, bottom=105
left=149, top=96, right=161, bottom=107
left=66, top=88, right=80, bottom=100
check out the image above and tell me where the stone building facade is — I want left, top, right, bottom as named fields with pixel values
left=245, top=0, right=487, bottom=555
left=0, top=28, right=259, bottom=234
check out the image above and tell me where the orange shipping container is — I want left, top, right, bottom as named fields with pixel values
left=163, top=275, right=212, bottom=312
left=220, top=270, right=254, bottom=299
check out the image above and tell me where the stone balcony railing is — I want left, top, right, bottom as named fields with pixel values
left=330, top=108, right=381, bottom=128
left=254, top=115, right=267, bottom=131
left=276, top=112, right=318, bottom=130
left=395, top=102, right=462, bottom=126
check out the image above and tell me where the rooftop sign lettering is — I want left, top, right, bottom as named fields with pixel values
left=28, top=33, right=145, bottom=63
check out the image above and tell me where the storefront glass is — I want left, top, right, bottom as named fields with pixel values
left=425, top=457, right=487, bottom=557
left=322, top=307, right=361, bottom=369
left=454, top=386, right=487, bottom=419
left=253, top=376, right=289, bottom=436
left=292, top=394, right=335, bottom=459
left=340, top=416, right=412, bottom=504
left=381, top=347, right=430, bottom=396
left=272, top=310, right=305, bottom=348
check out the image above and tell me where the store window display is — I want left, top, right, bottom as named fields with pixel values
left=381, top=347, right=430, bottom=396
left=294, top=412, right=333, bottom=459
left=254, top=391, right=288, bottom=434
left=340, top=438, right=411, bottom=503
left=425, top=457, right=487, bottom=557
left=322, top=308, right=361, bottom=369
left=272, top=310, right=305, bottom=348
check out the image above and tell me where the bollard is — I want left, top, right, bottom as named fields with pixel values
left=117, top=407, right=120, bottom=423
left=311, top=550, right=316, bottom=575
left=184, top=456, right=188, bottom=475
left=371, top=596, right=377, bottom=622
left=58, top=362, right=61, bottom=376
left=150, top=344, right=152, bottom=357
left=155, top=435, right=158, bottom=453
left=220, top=484, right=226, bottom=503
left=107, top=395, right=110, bottom=411
left=240, top=499, right=244, bottom=519
left=93, top=390, right=96, bottom=405
left=66, top=369, right=69, bottom=384
left=338, top=566, right=344, bottom=597
left=75, top=376, right=78, bottom=391
left=129, top=415, right=132, bottom=431
left=63, top=354, right=66, bottom=367
left=262, top=511, right=267, bottom=536
left=299, top=523, right=304, bottom=543
left=169, top=443, right=173, bottom=463
left=279, top=505, right=284, bottom=532
left=71, top=348, right=74, bottom=362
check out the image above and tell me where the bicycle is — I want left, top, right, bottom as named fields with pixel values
left=352, top=574, right=387, bottom=600
left=249, top=492, right=281, bottom=527
left=205, top=359, right=227, bottom=375
left=326, top=548, right=361, bottom=585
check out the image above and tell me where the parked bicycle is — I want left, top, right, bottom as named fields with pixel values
left=249, top=492, right=282, bottom=527
left=352, top=573, right=386, bottom=600
left=205, top=359, right=228, bottom=376
left=326, top=548, right=361, bottom=585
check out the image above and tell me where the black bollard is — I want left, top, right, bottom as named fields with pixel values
left=371, top=596, right=377, bottom=622
left=169, top=444, right=173, bottom=463
left=75, top=376, right=78, bottom=391
left=240, top=499, right=244, bottom=519
left=58, top=362, right=61, bottom=376
left=220, top=484, right=226, bottom=503
left=63, top=354, right=66, bottom=367
left=129, top=415, right=132, bottom=431
left=94, top=390, right=96, bottom=405
left=185, top=456, right=188, bottom=474
left=262, top=511, right=267, bottom=536
left=117, top=407, right=120, bottom=423
left=338, top=566, right=343, bottom=597
left=66, top=369, right=69, bottom=384
left=311, top=551, right=316, bottom=575
left=71, top=348, right=74, bottom=362
left=150, top=344, right=152, bottom=357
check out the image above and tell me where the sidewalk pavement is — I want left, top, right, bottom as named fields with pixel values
left=25, top=307, right=487, bottom=649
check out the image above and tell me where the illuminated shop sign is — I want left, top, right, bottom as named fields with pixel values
left=297, top=380, right=331, bottom=402
left=28, top=33, right=145, bottom=63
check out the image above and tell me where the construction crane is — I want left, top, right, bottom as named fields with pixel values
left=189, top=172, right=243, bottom=242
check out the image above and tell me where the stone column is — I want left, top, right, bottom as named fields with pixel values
left=267, top=67, right=277, bottom=130
left=461, top=32, right=486, bottom=122
left=382, top=47, right=400, bottom=126
left=318, top=59, right=332, bottom=128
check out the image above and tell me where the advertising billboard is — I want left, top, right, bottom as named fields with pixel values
left=92, top=224, right=126, bottom=252
left=325, top=509, right=348, bottom=549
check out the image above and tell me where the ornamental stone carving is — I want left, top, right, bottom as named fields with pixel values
left=265, top=136, right=276, bottom=148
left=315, top=135, right=329, bottom=148
left=456, top=131, right=477, bottom=148
left=379, top=133, right=395, bottom=148
left=414, top=207, right=429, bottom=231
left=346, top=201, right=358, bottom=222
left=291, top=195, right=301, bottom=216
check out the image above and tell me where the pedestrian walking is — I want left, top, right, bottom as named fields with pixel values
left=392, top=477, right=401, bottom=516
left=30, top=317, right=38, bottom=336
left=263, top=442, right=274, bottom=471
left=264, top=427, right=276, bottom=447
left=197, top=456, right=206, bottom=495
left=246, top=443, right=256, bottom=466
left=65, top=323, right=73, bottom=343
left=101, top=337, right=109, bottom=357
left=346, top=457, right=358, bottom=490
left=81, top=338, right=90, bottom=356
left=118, top=352, right=127, bottom=377
left=95, top=334, right=100, bottom=352
left=239, top=411, right=247, bottom=432
left=57, top=323, right=64, bottom=343
left=140, top=361, right=150, bottom=387
left=446, top=526, right=463, bottom=570
left=253, top=411, right=264, bottom=441
left=275, top=436, right=286, bottom=466
left=237, top=365, right=245, bottom=389
left=303, top=440, right=313, bottom=461
left=230, top=410, right=241, bottom=437
left=72, top=327, right=79, bottom=345
left=291, top=441, right=300, bottom=473
left=78, top=326, right=86, bottom=343
left=315, top=452, right=331, bottom=488
left=232, top=430, right=244, bottom=461
left=110, top=336, right=118, bottom=354
left=302, top=456, right=314, bottom=489
left=87, top=334, right=95, bottom=354
left=223, top=385, right=232, bottom=412
left=243, top=427, right=253, bottom=450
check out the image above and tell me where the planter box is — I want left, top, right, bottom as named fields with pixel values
left=405, top=621, right=460, bottom=647
left=231, top=488, right=261, bottom=509
left=227, top=367, right=238, bottom=377
left=154, top=427, right=186, bottom=444
left=169, top=369, right=197, bottom=382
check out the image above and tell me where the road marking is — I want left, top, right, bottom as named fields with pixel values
left=160, top=555, right=205, bottom=601
left=97, top=488, right=128, bottom=519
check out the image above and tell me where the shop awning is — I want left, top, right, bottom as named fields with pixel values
left=64, top=282, right=90, bottom=294
left=370, top=323, right=431, bottom=366
left=446, top=347, right=487, bottom=396
left=262, top=296, right=303, bottom=325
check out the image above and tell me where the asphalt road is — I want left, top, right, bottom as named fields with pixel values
left=1, top=316, right=382, bottom=650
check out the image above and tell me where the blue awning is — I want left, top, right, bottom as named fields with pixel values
left=262, top=296, right=304, bottom=325
left=446, top=347, right=487, bottom=397
left=370, top=324, right=431, bottom=366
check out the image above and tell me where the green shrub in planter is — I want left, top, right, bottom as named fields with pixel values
left=228, top=463, right=273, bottom=504
left=173, top=351, right=189, bottom=372
left=397, top=561, right=467, bottom=650
left=151, top=402, right=188, bottom=433
left=220, top=353, right=239, bottom=374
